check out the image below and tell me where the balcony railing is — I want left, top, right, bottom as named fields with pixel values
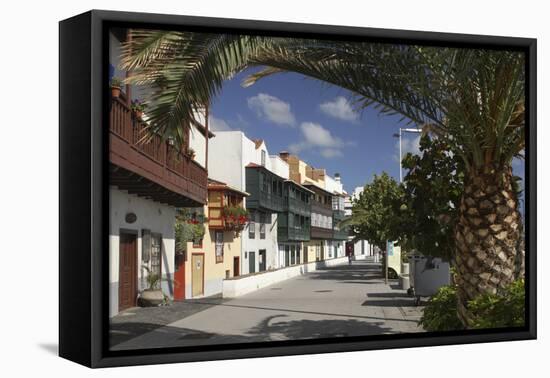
left=109, top=96, right=207, bottom=206
left=285, top=197, right=311, bottom=215
left=278, top=225, right=311, bottom=242
left=245, top=167, right=286, bottom=212
left=310, top=226, right=333, bottom=240
left=311, top=201, right=333, bottom=217
left=258, top=190, right=285, bottom=212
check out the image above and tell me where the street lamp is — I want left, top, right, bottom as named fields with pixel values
left=386, top=128, right=422, bottom=285
left=393, top=127, right=422, bottom=183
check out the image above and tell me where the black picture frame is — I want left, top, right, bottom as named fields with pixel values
left=59, top=9, right=537, bottom=368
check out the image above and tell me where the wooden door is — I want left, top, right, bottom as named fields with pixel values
left=173, top=252, right=186, bottom=301
left=233, top=256, right=240, bottom=277
left=118, top=233, right=137, bottom=311
left=191, top=254, right=204, bottom=297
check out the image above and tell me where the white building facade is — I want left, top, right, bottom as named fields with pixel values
left=209, top=132, right=285, bottom=274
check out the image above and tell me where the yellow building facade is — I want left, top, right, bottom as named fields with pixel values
left=182, top=181, right=248, bottom=299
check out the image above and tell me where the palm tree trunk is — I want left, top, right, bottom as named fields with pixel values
left=454, top=165, right=523, bottom=326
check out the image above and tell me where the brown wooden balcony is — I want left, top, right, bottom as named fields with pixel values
left=109, top=96, right=207, bottom=207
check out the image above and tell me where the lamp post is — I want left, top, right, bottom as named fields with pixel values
left=392, top=128, right=422, bottom=183
left=386, top=128, right=422, bottom=285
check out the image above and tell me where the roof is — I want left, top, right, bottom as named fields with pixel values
left=303, top=182, right=334, bottom=196
left=245, top=162, right=288, bottom=181
left=285, top=179, right=315, bottom=194
left=207, top=178, right=249, bottom=197
left=245, top=162, right=262, bottom=168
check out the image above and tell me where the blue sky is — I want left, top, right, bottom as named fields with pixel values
left=210, top=68, right=525, bottom=195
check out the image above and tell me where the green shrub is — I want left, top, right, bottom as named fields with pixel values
left=418, top=280, right=525, bottom=331
left=469, top=279, right=525, bottom=329
left=419, top=285, right=464, bottom=332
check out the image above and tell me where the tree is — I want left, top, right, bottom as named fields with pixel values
left=397, top=135, right=464, bottom=261
left=121, top=32, right=525, bottom=326
left=345, top=173, right=403, bottom=254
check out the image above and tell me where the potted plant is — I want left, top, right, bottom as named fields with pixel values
left=110, top=77, right=122, bottom=98
left=223, top=206, right=249, bottom=234
left=130, top=99, right=146, bottom=119
left=138, top=266, right=165, bottom=307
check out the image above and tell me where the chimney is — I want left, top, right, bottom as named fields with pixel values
left=334, top=173, right=341, bottom=183
left=279, top=151, right=290, bottom=161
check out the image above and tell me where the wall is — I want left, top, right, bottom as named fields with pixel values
left=208, top=131, right=283, bottom=275
left=184, top=208, right=242, bottom=298
left=109, top=188, right=176, bottom=317
left=189, top=113, right=207, bottom=168
left=223, top=256, right=349, bottom=297
left=325, top=174, right=344, bottom=194
left=269, top=155, right=290, bottom=179
left=208, top=131, right=244, bottom=190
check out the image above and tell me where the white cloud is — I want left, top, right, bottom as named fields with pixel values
left=209, top=115, right=232, bottom=132
left=319, top=96, right=359, bottom=123
left=247, top=93, right=296, bottom=127
left=289, top=122, right=353, bottom=159
left=320, top=148, right=343, bottom=158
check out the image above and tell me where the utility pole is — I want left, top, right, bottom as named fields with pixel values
left=388, top=128, right=422, bottom=285
left=393, top=127, right=422, bottom=183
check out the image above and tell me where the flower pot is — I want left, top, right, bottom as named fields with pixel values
left=111, top=86, right=121, bottom=98
left=138, top=289, right=165, bottom=307
left=134, top=110, right=143, bottom=120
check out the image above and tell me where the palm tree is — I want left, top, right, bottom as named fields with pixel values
left=120, top=31, right=525, bottom=326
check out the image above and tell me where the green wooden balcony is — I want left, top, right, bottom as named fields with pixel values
left=277, top=212, right=311, bottom=242
left=245, top=165, right=286, bottom=212
left=278, top=225, right=311, bottom=242
left=285, top=196, right=311, bottom=216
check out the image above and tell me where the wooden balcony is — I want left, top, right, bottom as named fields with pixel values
left=109, top=96, right=207, bottom=207
left=277, top=212, right=311, bottom=242
left=245, top=164, right=285, bottom=213
left=278, top=225, right=311, bottom=242
left=310, top=226, right=333, bottom=240
left=207, top=184, right=249, bottom=231
left=283, top=181, right=312, bottom=216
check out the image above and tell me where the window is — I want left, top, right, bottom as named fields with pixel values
left=261, top=150, right=266, bottom=166
left=215, top=231, right=224, bottom=263
left=248, top=212, right=256, bottom=239
left=259, top=212, right=266, bottom=239
left=150, top=234, right=162, bottom=289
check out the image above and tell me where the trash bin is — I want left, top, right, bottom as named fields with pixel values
left=410, top=255, right=450, bottom=305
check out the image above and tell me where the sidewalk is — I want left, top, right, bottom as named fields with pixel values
left=110, top=259, right=424, bottom=350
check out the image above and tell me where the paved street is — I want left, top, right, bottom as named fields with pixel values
left=111, top=259, right=424, bottom=350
